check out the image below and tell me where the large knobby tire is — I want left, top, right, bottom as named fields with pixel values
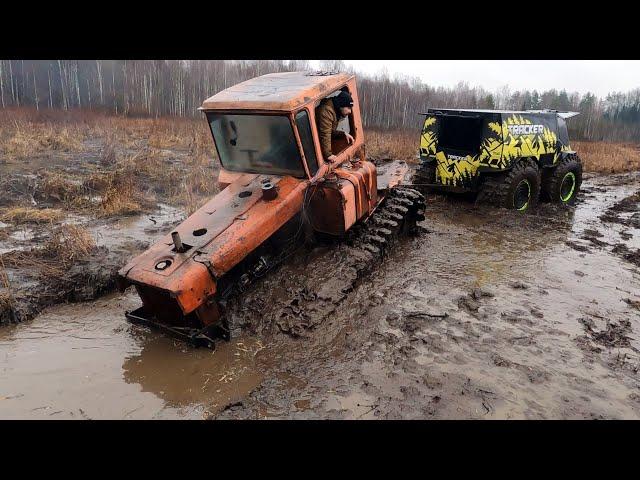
left=540, top=154, right=583, bottom=205
left=490, top=159, right=541, bottom=211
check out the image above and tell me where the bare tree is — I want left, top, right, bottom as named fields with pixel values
left=0, top=59, right=639, bottom=142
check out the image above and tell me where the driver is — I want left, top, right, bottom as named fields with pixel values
left=316, top=90, right=355, bottom=163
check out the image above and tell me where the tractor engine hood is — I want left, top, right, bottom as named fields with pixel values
left=117, top=172, right=307, bottom=316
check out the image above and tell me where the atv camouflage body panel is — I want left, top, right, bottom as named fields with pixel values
left=419, top=109, right=574, bottom=189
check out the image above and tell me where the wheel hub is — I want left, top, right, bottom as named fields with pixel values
left=514, top=179, right=531, bottom=211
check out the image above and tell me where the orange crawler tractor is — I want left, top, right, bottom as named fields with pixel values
left=117, top=71, right=425, bottom=347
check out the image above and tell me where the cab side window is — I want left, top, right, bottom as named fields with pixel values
left=557, top=117, right=570, bottom=146
left=295, top=110, right=319, bottom=176
left=315, top=87, right=356, bottom=159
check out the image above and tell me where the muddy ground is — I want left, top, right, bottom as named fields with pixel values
left=0, top=135, right=207, bottom=324
left=2, top=168, right=640, bottom=419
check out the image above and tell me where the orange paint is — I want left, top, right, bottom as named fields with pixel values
left=118, top=72, right=406, bottom=330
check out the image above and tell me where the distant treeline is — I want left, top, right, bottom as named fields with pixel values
left=1, top=59, right=639, bottom=142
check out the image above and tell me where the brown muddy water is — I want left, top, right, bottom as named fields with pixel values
left=2, top=172, right=640, bottom=419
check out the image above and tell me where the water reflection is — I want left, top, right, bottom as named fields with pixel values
left=422, top=194, right=579, bottom=286
left=121, top=329, right=265, bottom=413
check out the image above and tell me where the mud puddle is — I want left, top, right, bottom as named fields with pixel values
left=86, top=203, right=184, bottom=252
left=3, top=172, right=640, bottom=419
left=0, top=203, right=185, bottom=325
left=0, top=292, right=270, bottom=419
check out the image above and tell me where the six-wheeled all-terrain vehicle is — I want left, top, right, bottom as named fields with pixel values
left=412, top=108, right=583, bottom=211
left=116, top=71, right=425, bottom=348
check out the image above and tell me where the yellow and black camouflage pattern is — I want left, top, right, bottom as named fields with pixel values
left=420, top=112, right=573, bottom=188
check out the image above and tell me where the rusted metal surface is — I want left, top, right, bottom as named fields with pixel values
left=192, top=176, right=306, bottom=267
left=207, top=74, right=366, bottom=182
left=335, top=160, right=378, bottom=218
left=201, top=72, right=354, bottom=112
left=217, top=169, right=254, bottom=190
left=118, top=174, right=306, bottom=317
left=119, top=72, right=400, bottom=338
left=308, top=178, right=356, bottom=235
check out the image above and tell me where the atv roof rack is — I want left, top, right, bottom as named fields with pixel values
left=420, top=108, right=580, bottom=118
left=527, top=109, right=580, bottom=118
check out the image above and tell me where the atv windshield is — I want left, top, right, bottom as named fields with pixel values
left=207, top=113, right=306, bottom=178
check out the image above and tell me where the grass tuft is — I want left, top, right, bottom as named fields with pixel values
left=0, top=207, right=65, bottom=224
left=1, top=122, right=84, bottom=160
left=572, top=141, right=640, bottom=173
left=1, top=224, right=97, bottom=279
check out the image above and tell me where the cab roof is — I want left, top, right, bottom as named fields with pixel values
left=200, top=71, right=354, bottom=112
left=423, top=108, right=580, bottom=119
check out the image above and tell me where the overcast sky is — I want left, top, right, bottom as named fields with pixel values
left=308, top=61, right=640, bottom=97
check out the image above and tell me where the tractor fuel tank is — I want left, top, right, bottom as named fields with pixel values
left=308, top=176, right=356, bottom=235
left=307, top=159, right=378, bottom=236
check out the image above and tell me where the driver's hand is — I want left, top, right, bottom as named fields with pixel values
left=345, top=133, right=354, bottom=144
left=327, top=155, right=337, bottom=163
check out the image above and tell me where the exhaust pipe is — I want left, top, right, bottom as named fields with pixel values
left=261, top=181, right=277, bottom=201
left=172, top=231, right=186, bottom=253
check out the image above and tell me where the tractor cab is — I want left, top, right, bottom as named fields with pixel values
left=207, top=111, right=314, bottom=179
left=200, top=71, right=364, bottom=189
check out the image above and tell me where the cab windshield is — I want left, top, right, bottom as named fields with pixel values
left=207, top=112, right=306, bottom=178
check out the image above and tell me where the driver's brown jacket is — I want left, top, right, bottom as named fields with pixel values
left=315, top=98, right=346, bottom=160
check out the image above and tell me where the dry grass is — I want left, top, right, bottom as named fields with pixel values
left=0, top=271, right=12, bottom=320
left=0, top=108, right=215, bottom=167
left=119, top=149, right=174, bottom=189
left=28, top=149, right=163, bottom=217
left=366, top=129, right=420, bottom=163
left=39, top=172, right=85, bottom=205
left=173, top=153, right=219, bottom=215
left=2, top=108, right=639, bottom=174
left=572, top=141, right=640, bottom=173
left=41, top=224, right=96, bottom=263
left=1, top=122, right=85, bottom=160
left=149, top=129, right=187, bottom=150
left=0, top=257, right=13, bottom=313
left=92, top=149, right=171, bottom=216
left=37, top=149, right=172, bottom=217
left=4, top=110, right=638, bottom=225
left=1, top=224, right=97, bottom=279
left=89, top=144, right=218, bottom=216
left=91, top=116, right=213, bottom=156
left=0, top=108, right=215, bottom=160
left=0, top=207, right=65, bottom=225
left=97, top=177, right=144, bottom=217
left=180, top=184, right=215, bottom=216
left=0, top=291, right=11, bottom=313
left=145, top=117, right=211, bottom=153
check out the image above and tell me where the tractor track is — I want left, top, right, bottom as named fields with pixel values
left=222, top=185, right=425, bottom=339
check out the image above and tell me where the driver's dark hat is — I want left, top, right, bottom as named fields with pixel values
left=333, top=91, right=354, bottom=109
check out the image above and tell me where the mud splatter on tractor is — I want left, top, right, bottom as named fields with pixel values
left=117, top=71, right=424, bottom=347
